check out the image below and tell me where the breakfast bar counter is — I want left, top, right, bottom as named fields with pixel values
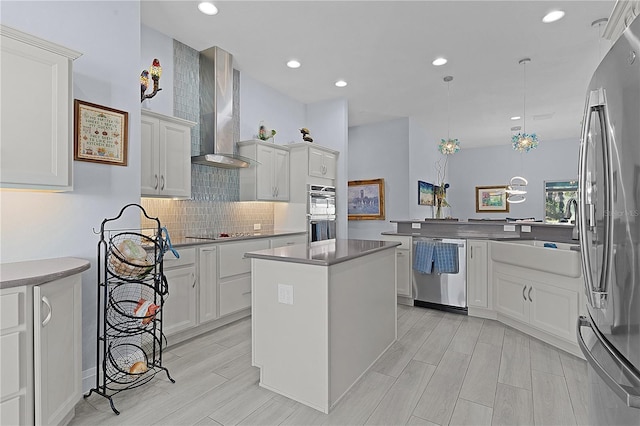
left=245, top=239, right=399, bottom=413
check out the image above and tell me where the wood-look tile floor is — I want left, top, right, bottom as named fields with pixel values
left=71, top=305, right=589, bottom=426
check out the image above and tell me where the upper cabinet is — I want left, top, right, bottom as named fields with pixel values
left=141, top=110, right=195, bottom=199
left=238, top=140, right=290, bottom=201
left=308, top=145, right=337, bottom=180
left=0, top=25, right=81, bottom=191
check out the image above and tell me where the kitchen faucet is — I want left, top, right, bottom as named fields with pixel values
left=564, top=198, right=579, bottom=240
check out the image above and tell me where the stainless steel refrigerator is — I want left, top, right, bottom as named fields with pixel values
left=576, top=16, right=640, bottom=425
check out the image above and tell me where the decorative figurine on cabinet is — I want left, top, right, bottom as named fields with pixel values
left=300, top=127, right=313, bottom=143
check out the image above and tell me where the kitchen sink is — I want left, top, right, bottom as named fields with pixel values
left=491, top=239, right=582, bottom=277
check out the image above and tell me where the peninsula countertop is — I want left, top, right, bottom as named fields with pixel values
left=0, top=257, right=91, bottom=290
left=244, top=238, right=400, bottom=266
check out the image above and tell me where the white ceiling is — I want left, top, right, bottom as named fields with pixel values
left=141, top=0, right=615, bottom=148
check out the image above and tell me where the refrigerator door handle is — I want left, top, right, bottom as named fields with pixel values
left=577, top=316, right=640, bottom=409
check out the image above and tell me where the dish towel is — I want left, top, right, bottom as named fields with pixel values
left=315, top=221, right=328, bottom=241
left=433, top=242, right=459, bottom=274
left=413, top=241, right=435, bottom=274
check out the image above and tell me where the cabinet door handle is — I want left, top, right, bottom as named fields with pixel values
left=41, top=296, right=52, bottom=327
left=470, top=246, right=473, bottom=259
left=528, top=287, right=533, bottom=302
left=154, top=174, right=159, bottom=189
left=192, top=272, right=196, bottom=288
left=161, top=175, right=165, bottom=190
left=522, top=285, right=527, bottom=301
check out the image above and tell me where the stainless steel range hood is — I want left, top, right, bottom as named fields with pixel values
left=192, top=46, right=251, bottom=168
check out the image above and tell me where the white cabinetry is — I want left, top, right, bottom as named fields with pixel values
left=141, top=110, right=195, bottom=198
left=34, top=275, right=82, bottom=426
left=0, top=272, right=82, bottom=426
left=308, top=146, right=337, bottom=180
left=0, top=25, right=81, bottom=191
left=198, top=245, right=218, bottom=324
left=467, top=240, right=489, bottom=309
left=288, top=143, right=339, bottom=196
left=0, top=286, right=32, bottom=426
left=378, top=235, right=412, bottom=300
left=162, top=248, right=197, bottom=337
left=218, top=239, right=270, bottom=316
left=238, top=140, right=290, bottom=201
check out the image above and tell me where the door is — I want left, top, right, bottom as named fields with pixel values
left=529, top=281, right=578, bottom=343
left=34, top=275, right=82, bottom=426
left=163, top=266, right=197, bottom=336
left=160, top=120, right=191, bottom=198
left=141, top=115, right=160, bottom=195
left=493, top=271, right=529, bottom=323
left=467, top=240, right=488, bottom=308
left=198, top=246, right=218, bottom=324
left=308, top=147, right=325, bottom=178
left=273, top=148, right=290, bottom=200
left=579, top=17, right=640, bottom=371
left=256, top=145, right=275, bottom=200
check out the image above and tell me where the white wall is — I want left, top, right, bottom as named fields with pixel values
left=348, top=118, right=410, bottom=239
left=1, top=1, right=142, bottom=389
left=408, top=117, right=442, bottom=220
left=307, top=99, right=349, bottom=239
left=140, top=24, right=174, bottom=115
left=447, top=138, right=580, bottom=220
left=239, top=73, right=306, bottom=144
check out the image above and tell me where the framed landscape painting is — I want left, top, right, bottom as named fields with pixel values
left=418, top=181, right=435, bottom=206
left=348, top=178, right=385, bottom=220
left=475, top=185, right=509, bottom=213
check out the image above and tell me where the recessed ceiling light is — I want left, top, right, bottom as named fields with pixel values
left=198, top=2, right=218, bottom=15
left=542, top=10, right=565, bottom=23
left=286, top=60, right=301, bottom=69
left=335, top=80, right=347, bottom=88
left=432, top=57, right=448, bottom=66
left=510, top=116, right=521, bottom=120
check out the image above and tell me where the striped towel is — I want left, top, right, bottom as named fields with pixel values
left=413, top=241, right=435, bottom=274
left=434, top=242, right=459, bottom=273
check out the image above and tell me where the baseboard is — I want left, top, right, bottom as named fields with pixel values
left=82, top=367, right=96, bottom=394
left=468, top=306, right=497, bottom=320
left=397, top=295, right=413, bottom=306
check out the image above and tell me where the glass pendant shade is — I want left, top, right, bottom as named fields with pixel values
left=506, top=176, right=528, bottom=203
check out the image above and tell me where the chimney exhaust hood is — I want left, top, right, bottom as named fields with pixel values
left=192, top=46, right=251, bottom=168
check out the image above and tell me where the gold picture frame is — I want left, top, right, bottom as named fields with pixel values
left=74, top=99, right=128, bottom=166
left=348, top=178, right=385, bottom=220
left=475, top=185, right=509, bottom=213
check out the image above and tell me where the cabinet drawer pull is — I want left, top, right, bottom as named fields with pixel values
left=41, top=296, right=52, bottom=327
left=242, top=291, right=252, bottom=296
left=528, top=287, right=533, bottom=302
left=522, top=285, right=527, bottom=301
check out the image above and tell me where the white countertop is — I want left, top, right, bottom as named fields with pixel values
left=244, top=239, right=400, bottom=266
left=0, top=257, right=91, bottom=289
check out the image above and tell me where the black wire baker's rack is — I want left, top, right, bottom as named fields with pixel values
left=84, top=204, right=175, bottom=414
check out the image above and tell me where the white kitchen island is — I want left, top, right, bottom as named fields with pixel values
left=245, top=239, right=399, bottom=413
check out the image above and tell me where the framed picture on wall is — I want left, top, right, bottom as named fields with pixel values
left=475, top=185, right=509, bottom=213
left=348, top=178, right=385, bottom=220
left=74, top=99, right=129, bottom=166
left=418, top=181, right=435, bottom=206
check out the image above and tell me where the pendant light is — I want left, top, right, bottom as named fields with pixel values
left=507, top=58, right=538, bottom=204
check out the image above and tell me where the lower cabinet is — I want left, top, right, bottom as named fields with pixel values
left=0, top=273, right=82, bottom=426
left=494, top=268, right=580, bottom=344
left=467, top=240, right=489, bottom=309
left=378, top=235, right=412, bottom=299
left=198, top=245, right=218, bottom=324
left=218, top=239, right=270, bottom=316
left=162, top=248, right=197, bottom=337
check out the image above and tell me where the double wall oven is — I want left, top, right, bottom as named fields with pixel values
left=307, top=185, right=336, bottom=242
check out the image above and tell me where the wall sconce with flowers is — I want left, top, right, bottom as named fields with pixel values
left=140, top=58, right=162, bottom=102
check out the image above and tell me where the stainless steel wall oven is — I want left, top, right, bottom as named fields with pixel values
left=307, top=185, right=336, bottom=242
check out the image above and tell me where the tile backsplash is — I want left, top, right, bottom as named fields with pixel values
left=140, top=39, right=274, bottom=237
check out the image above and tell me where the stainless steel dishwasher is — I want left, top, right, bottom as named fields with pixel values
left=412, top=237, right=467, bottom=313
